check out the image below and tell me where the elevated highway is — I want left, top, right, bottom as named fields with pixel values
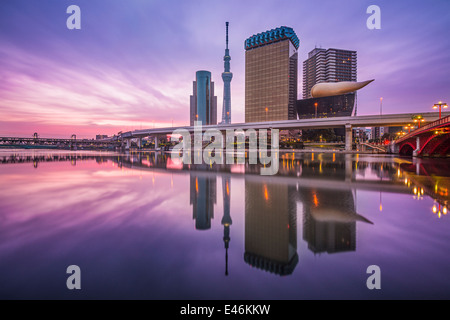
left=118, top=111, right=449, bottom=151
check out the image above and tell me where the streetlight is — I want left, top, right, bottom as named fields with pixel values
left=404, top=124, right=413, bottom=133
left=433, top=101, right=448, bottom=119
left=380, top=97, right=383, bottom=116
left=314, top=102, right=318, bottom=118
left=412, top=115, right=425, bottom=128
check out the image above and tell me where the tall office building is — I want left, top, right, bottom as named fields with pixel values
left=302, top=48, right=357, bottom=99
left=244, top=26, right=299, bottom=123
left=190, top=71, right=217, bottom=126
left=220, top=22, right=233, bottom=124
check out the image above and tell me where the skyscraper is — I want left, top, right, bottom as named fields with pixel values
left=302, top=48, right=357, bottom=99
left=244, top=26, right=299, bottom=123
left=220, top=22, right=232, bottom=124
left=190, top=71, right=217, bottom=126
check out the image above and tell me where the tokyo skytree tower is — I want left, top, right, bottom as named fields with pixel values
left=221, top=22, right=232, bottom=124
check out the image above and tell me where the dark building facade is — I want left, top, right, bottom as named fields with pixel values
left=244, top=26, right=299, bottom=122
left=295, top=93, right=355, bottom=119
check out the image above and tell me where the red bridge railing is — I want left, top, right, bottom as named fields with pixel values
left=394, top=115, right=450, bottom=144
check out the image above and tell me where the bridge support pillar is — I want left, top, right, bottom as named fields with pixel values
left=345, top=124, right=353, bottom=152
left=125, top=138, right=131, bottom=150
left=137, top=138, right=142, bottom=149
left=154, top=136, right=159, bottom=150
left=413, top=136, right=420, bottom=157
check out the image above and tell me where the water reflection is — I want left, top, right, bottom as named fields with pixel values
left=299, top=188, right=371, bottom=255
left=1, top=150, right=448, bottom=219
left=190, top=174, right=216, bottom=230
left=222, top=176, right=232, bottom=276
left=1, top=150, right=449, bottom=288
left=244, top=180, right=298, bottom=276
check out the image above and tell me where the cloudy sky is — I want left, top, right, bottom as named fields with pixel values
left=0, top=0, right=449, bottom=138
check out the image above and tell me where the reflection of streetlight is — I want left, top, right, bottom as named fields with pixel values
left=432, top=203, right=448, bottom=218
left=379, top=192, right=383, bottom=212
left=433, top=101, right=448, bottom=119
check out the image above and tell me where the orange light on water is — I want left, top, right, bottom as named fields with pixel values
left=264, top=185, right=269, bottom=201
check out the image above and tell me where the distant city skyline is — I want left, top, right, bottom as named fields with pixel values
left=0, top=0, right=449, bottom=138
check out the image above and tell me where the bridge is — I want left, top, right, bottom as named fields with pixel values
left=0, top=136, right=119, bottom=150
left=117, top=111, right=449, bottom=152
left=390, top=115, right=450, bottom=157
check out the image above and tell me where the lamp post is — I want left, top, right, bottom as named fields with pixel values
left=404, top=124, right=413, bottom=133
left=314, top=102, right=318, bottom=119
left=380, top=97, right=383, bottom=116
left=433, top=101, right=448, bottom=119
left=412, top=115, right=425, bottom=128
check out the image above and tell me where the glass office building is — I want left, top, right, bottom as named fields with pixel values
left=245, top=26, right=299, bottom=123
left=190, top=70, right=217, bottom=126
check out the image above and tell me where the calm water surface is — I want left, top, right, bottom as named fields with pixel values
left=0, top=149, right=449, bottom=299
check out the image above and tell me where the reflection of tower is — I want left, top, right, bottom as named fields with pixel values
left=190, top=174, right=217, bottom=230
left=221, top=22, right=233, bottom=124
left=221, top=176, right=232, bottom=276
left=300, top=187, right=372, bottom=254
left=244, top=179, right=298, bottom=276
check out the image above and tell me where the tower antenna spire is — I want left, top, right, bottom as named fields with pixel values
left=226, top=21, right=229, bottom=49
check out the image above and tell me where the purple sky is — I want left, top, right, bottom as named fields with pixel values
left=0, top=0, right=449, bottom=138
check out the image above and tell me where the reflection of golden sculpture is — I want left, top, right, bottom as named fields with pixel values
left=311, top=79, right=374, bottom=98
left=310, top=208, right=373, bottom=224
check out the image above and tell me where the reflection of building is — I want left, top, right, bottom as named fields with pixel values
left=244, top=180, right=298, bottom=275
left=190, top=174, right=217, bottom=230
left=221, top=176, right=232, bottom=275
left=190, top=71, right=218, bottom=126
left=303, top=48, right=357, bottom=99
left=244, top=26, right=299, bottom=122
left=298, top=188, right=371, bottom=254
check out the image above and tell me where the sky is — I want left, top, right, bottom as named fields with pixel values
left=0, top=0, right=449, bottom=138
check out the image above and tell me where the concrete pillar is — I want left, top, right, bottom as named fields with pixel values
left=154, top=136, right=158, bottom=150
left=345, top=124, right=353, bottom=152
left=125, top=139, right=131, bottom=150
left=413, top=136, right=420, bottom=157
left=137, top=138, right=142, bottom=149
